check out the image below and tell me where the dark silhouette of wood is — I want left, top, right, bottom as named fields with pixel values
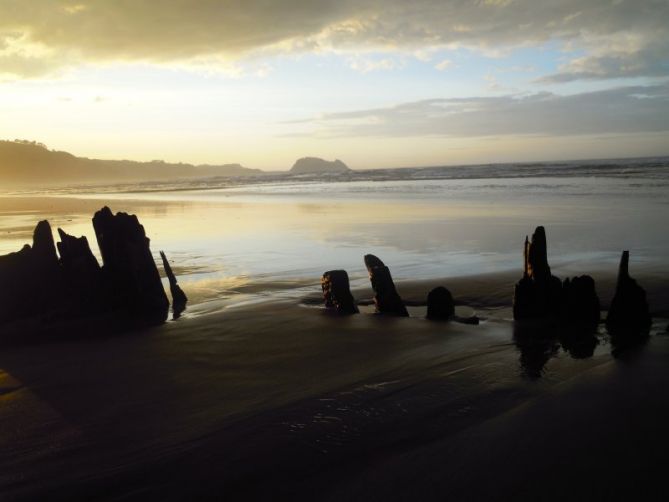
left=93, top=206, right=169, bottom=321
left=57, top=228, right=100, bottom=273
left=57, top=228, right=105, bottom=312
left=160, top=251, right=188, bottom=318
left=513, top=226, right=562, bottom=320
left=0, top=221, right=63, bottom=323
left=426, top=286, right=479, bottom=324
left=31, top=220, right=62, bottom=315
left=33, top=220, right=60, bottom=271
left=0, top=244, right=40, bottom=323
left=363, top=254, right=408, bottom=317
left=321, top=270, right=359, bottom=314
left=0, top=208, right=172, bottom=333
left=561, top=275, right=600, bottom=327
left=426, top=287, right=455, bottom=320
left=606, top=251, right=651, bottom=335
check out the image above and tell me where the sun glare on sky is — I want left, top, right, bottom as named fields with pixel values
left=1, top=1, right=668, bottom=169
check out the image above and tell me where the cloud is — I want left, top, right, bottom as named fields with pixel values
left=348, top=55, right=404, bottom=73
left=0, top=32, right=68, bottom=79
left=0, top=1, right=667, bottom=80
left=434, top=59, right=453, bottom=71
left=484, top=73, right=504, bottom=91
left=290, top=83, right=669, bottom=138
left=539, top=35, right=669, bottom=82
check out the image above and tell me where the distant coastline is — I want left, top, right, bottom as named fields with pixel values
left=0, top=140, right=263, bottom=186
left=2, top=139, right=669, bottom=189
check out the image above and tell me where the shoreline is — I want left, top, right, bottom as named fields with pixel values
left=2, top=265, right=668, bottom=344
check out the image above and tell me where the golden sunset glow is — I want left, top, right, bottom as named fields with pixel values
left=1, top=0, right=667, bottom=171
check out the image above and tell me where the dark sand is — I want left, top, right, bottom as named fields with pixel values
left=1, top=270, right=668, bottom=500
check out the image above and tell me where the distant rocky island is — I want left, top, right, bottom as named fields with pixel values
left=0, top=140, right=263, bottom=186
left=289, top=157, right=351, bottom=175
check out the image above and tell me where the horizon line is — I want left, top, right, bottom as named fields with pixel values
left=3, top=138, right=669, bottom=173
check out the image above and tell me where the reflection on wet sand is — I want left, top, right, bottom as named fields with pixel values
left=559, top=328, right=599, bottom=359
left=513, top=322, right=602, bottom=379
left=513, top=322, right=561, bottom=379
left=2, top=172, right=669, bottom=303
left=513, top=318, right=659, bottom=378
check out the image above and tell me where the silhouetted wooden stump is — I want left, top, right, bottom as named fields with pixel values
left=31, top=220, right=63, bottom=315
left=57, top=228, right=100, bottom=273
left=0, top=221, right=63, bottom=323
left=513, top=226, right=562, bottom=320
left=57, top=228, right=105, bottom=312
left=426, top=286, right=455, bottom=320
left=0, top=209, right=175, bottom=334
left=93, top=207, right=169, bottom=321
left=160, top=250, right=188, bottom=318
left=33, top=220, right=60, bottom=272
left=0, top=244, right=38, bottom=323
left=364, top=254, right=408, bottom=317
left=561, top=275, right=600, bottom=327
left=321, top=270, right=358, bottom=315
left=606, top=251, right=651, bottom=336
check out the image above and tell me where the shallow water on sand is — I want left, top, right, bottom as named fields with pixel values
left=1, top=170, right=668, bottom=307
left=2, top=164, right=669, bottom=500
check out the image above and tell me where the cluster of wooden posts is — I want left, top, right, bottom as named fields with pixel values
left=322, top=225, right=653, bottom=338
left=0, top=207, right=187, bottom=331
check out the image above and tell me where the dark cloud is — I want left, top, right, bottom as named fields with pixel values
left=0, top=0, right=667, bottom=80
left=291, top=84, right=669, bottom=137
left=539, top=38, right=669, bottom=83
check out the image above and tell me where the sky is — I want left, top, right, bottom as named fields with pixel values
left=1, top=0, right=668, bottom=170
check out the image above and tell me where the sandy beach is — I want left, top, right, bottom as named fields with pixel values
left=1, top=169, right=669, bottom=500
left=1, top=266, right=668, bottom=500
left=4, top=0, right=669, bottom=497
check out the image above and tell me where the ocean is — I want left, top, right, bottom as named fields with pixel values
left=1, top=157, right=667, bottom=309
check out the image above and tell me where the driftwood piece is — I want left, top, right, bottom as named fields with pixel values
left=160, top=251, right=188, bottom=318
left=57, top=228, right=105, bottom=312
left=561, top=275, right=600, bottom=327
left=606, top=251, right=651, bottom=335
left=93, top=206, right=169, bottom=321
left=31, top=220, right=62, bottom=315
left=0, top=207, right=172, bottom=332
left=321, top=270, right=359, bottom=314
left=33, top=220, right=60, bottom=272
left=513, top=226, right=562, bottom=320
left=0, top=221, right=63, bottom=323
left=364, top=254, right=408, bottom=317
left=426, top=286, right=455, bottom=320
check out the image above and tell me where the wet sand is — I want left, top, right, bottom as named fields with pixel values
left=1, top=270, right=668, bottom=500
left=1, top=173, right=669, bottom=500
